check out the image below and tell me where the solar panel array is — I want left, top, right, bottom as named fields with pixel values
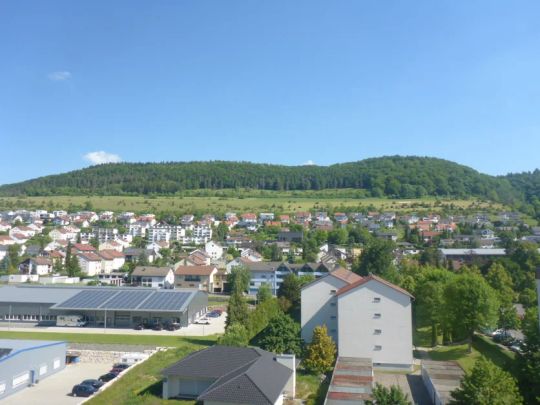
left=55, top=290, right=117, bottom=309
left=101, top=290, right=153, bottom=310
left=138, top=291, right=193, bottom=311
left=53, top=289, right=197, bottom=312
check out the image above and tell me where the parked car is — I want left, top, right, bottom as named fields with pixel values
left=111, top=363, right=130, bottom=373
left=207, top=310, right=221, bottom=318
left=80, top=379, right=104, bottom=389
left=510, top=343, right=523, bottom=353
left=98, top=372, right=119, bottom=383
left=195, top=318, right=210, bottom=325
left=164, top=322, right=181, bottom=331
left=72, top=384, right=97, bottom=397
left=152, top=323, right=163, bottom=331
left=134, top=323, right=144, bottom=330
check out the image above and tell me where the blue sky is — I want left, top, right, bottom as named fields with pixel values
left=1, top=1, right=540, bottom=185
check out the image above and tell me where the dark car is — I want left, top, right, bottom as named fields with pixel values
left=98, top=372, right=118, bottom=383
left=152, top=323, right=163, bottom=331
left=111, top=363, right=130, bottom=373
left=164, top=322, right=181, bottom=331
left=80, top=379, right=104, bottom=389
left=72, top=384, right=97, bottom=397
left=206, top=311, right=220, bottom=318
left=134, top=323, right=144, bottom=330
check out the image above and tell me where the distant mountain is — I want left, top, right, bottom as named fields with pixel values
left=0, top=156, right=531, bottom=204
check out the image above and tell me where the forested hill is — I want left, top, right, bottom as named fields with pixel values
left=0, top=156, right=524, bottom=202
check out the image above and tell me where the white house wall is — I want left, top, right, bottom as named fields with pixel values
left=300, top=275, right=347, bottom=344
left=337, top=280, right=412, bottom=368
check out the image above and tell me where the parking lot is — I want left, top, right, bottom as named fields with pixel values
left=0, top=311, right=226, bottom=336
left=2, top=362, right=112, bottom=405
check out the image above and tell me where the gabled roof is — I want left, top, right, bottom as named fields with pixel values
left=175, top=265, right=217, bottom=276
left=336, top=274, right=414, bottom=299
left=78, top=252, right=102, bottom=261
left=330, top=267, right=363, bottom=284
left=162, top=346, right=292, bottom=405
left=131, top=266, right=172, bottom=277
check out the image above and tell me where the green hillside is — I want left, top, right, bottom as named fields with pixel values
left=0, top=156, right=518, bottom=202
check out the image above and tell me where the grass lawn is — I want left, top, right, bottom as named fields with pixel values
left=296, top=369, right=330, bottom=405
left=0, top=331, right=218, bottom=347
left=428, top=335, right=517, bottom=376
left=0, top=193, right=506, bottom=215
left=87, top=345, right=209, bottom=405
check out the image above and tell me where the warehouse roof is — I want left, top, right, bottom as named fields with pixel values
left=0, top=286, right=204, bottom=313
left=0, top=339, right=66, bottom=364
left=51, top=288, right=202, bottom=313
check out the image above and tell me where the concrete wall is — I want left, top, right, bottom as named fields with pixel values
left=337, top=280, right=413, bottom=368
left=0, top=342, right=66, bottom=400
left=301, top=275, right=347, bottom=344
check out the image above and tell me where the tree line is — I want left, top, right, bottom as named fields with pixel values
left=0, top=156, right=525, bottom=204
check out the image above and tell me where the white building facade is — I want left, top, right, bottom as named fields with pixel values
left=301, top=270, right=413, bottom=370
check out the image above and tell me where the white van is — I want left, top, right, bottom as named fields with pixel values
left=56, top=315, right=87, bottom=327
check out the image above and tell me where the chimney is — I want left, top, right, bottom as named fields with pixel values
left=275, top=354, right=295, bottom=399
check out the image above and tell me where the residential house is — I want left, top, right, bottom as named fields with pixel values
left=99, top=240, right=124, bottom=252
left=124, top=248, right=159, bottom=263
left=77, top=252, right=103, bottom=276
left=301, top=269, right=414, bottom=370
left=98, top=249, right=125, bottom=270
left=175, top=265, right=218, bottom=292
left=19, top=257, right=53, bottom=276
left=162, top=345, right=295, bottom=404
left=277, top=231, right=303, bottom=243
left=205, top=241, right=224, bottom=261
left=0, top=235, right=15, bottom=246
left=131, top=266, right=175, bottom=288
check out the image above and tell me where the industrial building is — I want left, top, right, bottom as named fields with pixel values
left=0, top=339, right=67, bottom=400
left=0, top=285, right=208, bottom=328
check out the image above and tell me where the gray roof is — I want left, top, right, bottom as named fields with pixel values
left=51, top=289, right=201, bottom=313
left=162, top=346, right=293, bottom=405
left=0, top=286, right=81, bottom=304
left=131, top=266, right=172, bottom=277
left=0, top=339, right=66, bottom=363
left=439, top=248, right=507, bottom=256
left=0, top=285, right=203, bottom=313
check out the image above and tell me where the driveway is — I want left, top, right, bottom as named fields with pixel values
left=2, top=363, right=111, bottom=405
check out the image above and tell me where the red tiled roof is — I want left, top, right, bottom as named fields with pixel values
left=72, top=243, right=96, bottom=252
left=336, top=274, right=414, bottom=299
left=330, top=267, right=363, bottom=285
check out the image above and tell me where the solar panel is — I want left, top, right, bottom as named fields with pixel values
left=100, top=290, right=153, bottom=310
left=138, top=291, right=192, bottom=311
left=55, top=290, right=118, bottom=309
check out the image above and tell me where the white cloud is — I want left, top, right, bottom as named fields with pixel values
left=48, top=71, right=72, bottom=81
left=84, top=151, right=122, bottom=165
left=303, top=160, right=316, bottom=166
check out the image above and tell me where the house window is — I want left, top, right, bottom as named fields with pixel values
left=374, top=345, right=382, bottom=351
left=374, top=329, right=382, bottom=335
left=373, top=297, right=381, bottom=303
left=374, top=313, right=381, bottom=319
left=330, top=328, right=337, bottom=333
left=330, top=289, right=336, bottom=294
left=330, top=315, right=337, bottom=320
left=330, top=302, right=336, bottom=306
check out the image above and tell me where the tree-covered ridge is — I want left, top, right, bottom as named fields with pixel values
left=0, top=156, right=525, bottom=204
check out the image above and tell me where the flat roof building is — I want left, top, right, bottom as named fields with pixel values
left=0, top=285, right=207, bottom=328
left=0, top=339, right=67, bottom=400
left=421, top=360, right=464, bottom=405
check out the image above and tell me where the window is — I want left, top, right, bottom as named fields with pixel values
left=374, top=313, right=381, bottom=319
left=0, top=381, right=5, bottom=395
left=330, top=315, right=337, bottom=319
left=330, top=302, right=336, bottom=306
left=12, top=372, right=29, bottom=388
left=374, top=345, right=382, bottom=351
left=330, top=328, right=337, bottom=333
left=330, top=289, right=337, bottom=294
left=53, top=358, right=61, bottom=369
left=374, top=329, right=382, bottom=335
left=373, top=297, right=381, bottom=303
left=39, top=365, right=47, bottom=376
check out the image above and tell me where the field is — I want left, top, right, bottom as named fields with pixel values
left=0, top=190, right=507, bottom=215
left=0, top=331, right=218, bottom=347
